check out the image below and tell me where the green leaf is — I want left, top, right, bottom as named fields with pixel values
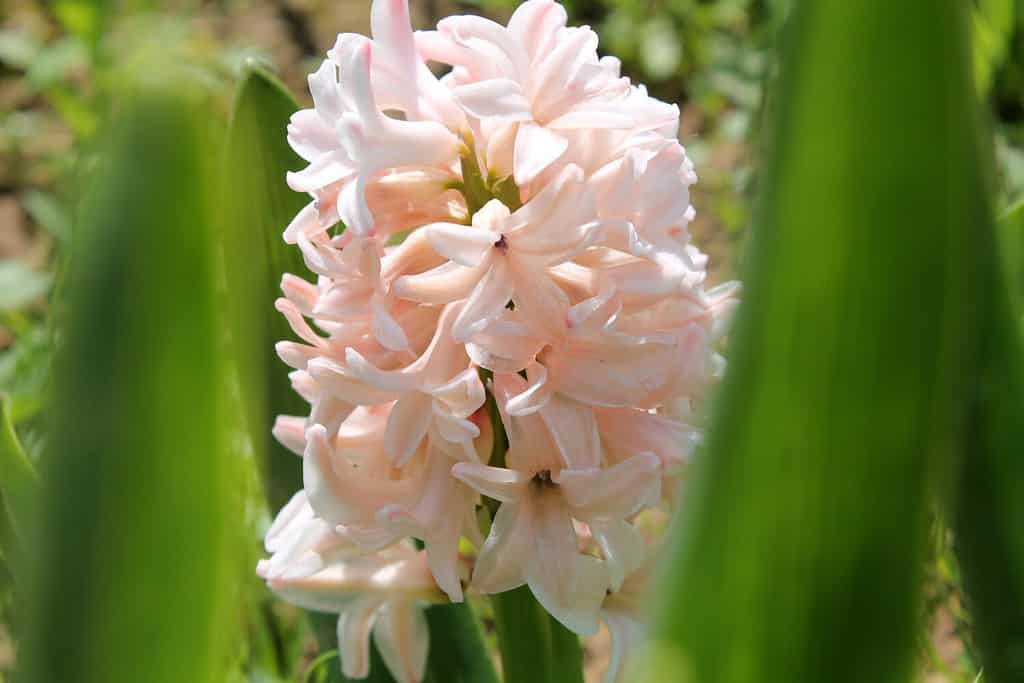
left=952, top=178, right=1024, bottom=683
left=0, top=394, right=38, bottom=545
left=997, top=199, right=1024, bottom=324
left=0, top=261, right=51, bottom=312
left=222, top=60, right=310, bottom=513
left=19, top=82, right=242, bottom=683
left=643, top=2, right=990, bottom=682
left=22, top=190, right=72, bottom=246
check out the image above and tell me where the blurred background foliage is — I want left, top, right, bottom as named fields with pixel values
left=1, top=0, right=1023, bottom=681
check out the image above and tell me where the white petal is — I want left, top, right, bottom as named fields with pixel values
left=452, top=259, right=515, bottom=343
left=513, top=122, right=568, bottom=186
left=384, top=392, right=433, bottom=466
left=451, top=462, right=528, bottom=502
left=556, top=452, right=661, bottom=521
left=426, top=222, right=497, bottom=267
left=338, top=597, right=384, bottom=679
left=471, top=500, right=530, bottom=593
left=589, top=519, right=644, bottom=592
left=453, top=79, right=532, bottom=121
left=373, top=602, right=430, bottom=683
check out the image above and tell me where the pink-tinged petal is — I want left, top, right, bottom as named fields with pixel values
left=589, top=518, right=644, bottom=592
left=287, top=152, right=354, bottom=193
left=453, top=79, right=532, bottom=120
left=283, top=201, right=328, bottom=244
left=384, top=392, right=433, bottom=466
left=537, top=394, right=601, bottom=470
left=335, top=174, right=375, bottom=238
left=341, top=348, right=421, bottom=393
left=556, top=452, right=661, bottom=521
left=507, top=0, right=567, bottom=61
left=378, top=448, right=474, bottom=601
left=307, top=357, right=400, bottom=405
left=276, top=341, right=319, bottom=370
left=451, top=462, right=528, bottom=502
left=275, top=297, right=326, bottom=348
left=452, top=258, right=515, bottom=343
left=595, top=407, right=698, bottom=474
left=465, top=314, right=546, bottom=373
left=601, top=606, right=644, bottom=683
left=265, top=490, right=314, bottom=553
left=430, top=367, right=486, bottom=418
left=425, top=222, right=497, bottom=267
left=504, top=361, right=553, bottom=417
left=272, top=415, right=307, bottom=455
left=506, top=261, right=570, bottom=341
left=288, top=108, right=338, bottom=162
left=307, top=59, right=345, bottom=121
left=513, top=122, right=568, bottom=186
left=392, top=260, right=486, bottom=304
left=471, top=500, right=530, bottom=593
left=525, top=491, right=606, bottom=636
left=304, top=425, right=419, bottom=526
left=373, top=602, right=430, bottom=683
left=372, top=298, right=412, bottom=352
left=338, top=597, right=384, bottom=679
left=281, top=274, right=319, bottom=315
left=546, top=107, right=635, bottom=130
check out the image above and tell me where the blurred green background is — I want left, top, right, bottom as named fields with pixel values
left=2, top=1, right=1023, bottom=681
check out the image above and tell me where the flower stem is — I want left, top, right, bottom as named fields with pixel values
left=491, top=586, right=554, bottom=683
left=548, top=615, right=585, bottom=683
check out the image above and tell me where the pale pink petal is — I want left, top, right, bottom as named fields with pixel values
left=513, top=122, right=568, bottom=186
left=453, top=79, right=532, bottom=120
left=470, top=500, right=530, bottom=593
left=556, top=452, right=661, bottom=521
left=338, top=597, right=384, bottom=679
left=507, top=0, right=567, bottom=61
left=283, top=201, right=328, bottom=244
left=452, top=258, right=515, bottom=343
left=392, top=260, right=486, bottom=304
left=504, top=360, right=553, bottom=417
left=589, top=518, right=644, bottom=592
left=451, top=462, right=528, bottom=502
left=601, top=607, right=644, bottom=683
left=372, top=298, right=412, bottom=352
left=303, top=425, right=417, bottom=525
left=525, top=491, right=606, bottom=636
left=425, top=222, right=497, bottom=267
left=537, top=394, right=601, bottom=470
left=384, top=392, right=433, bottom=466
left=373, top=602, right=430, bottom=683
left=272, top=415, right=307, bottom=455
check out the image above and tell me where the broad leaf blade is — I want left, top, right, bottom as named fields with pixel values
left=644, top=2, right=989, bottom=682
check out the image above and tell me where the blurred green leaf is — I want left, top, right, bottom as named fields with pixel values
left=0, top=394, right=38, bottom=546
left=644, top=2, right=990, bottom=682
left=0, top=326, right=51, bottom=424
left=997, top=199, right=1024, bottom=320
left=953, top=198, right=1024, bottom=682
left=0, top=261, right=50, bottom=312
left=222, top=60, right=310, bottom=513
left=972, top=0, right=1015, bottom=94
left=20, top=82, right=241, bottom=683
left=22, top=190, right=72, bottom=246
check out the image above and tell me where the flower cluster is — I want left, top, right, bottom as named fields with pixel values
left=258, top=1, right=737, bottom=681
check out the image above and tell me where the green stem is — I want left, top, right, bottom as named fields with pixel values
left=491, top=586, right=554, bottom=683
left=548, top=615, right=585, bottom=683
left=424, top=602, right=500, bottom=683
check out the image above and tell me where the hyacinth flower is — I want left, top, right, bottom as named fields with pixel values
left=258, top=0, right=737, bottom=681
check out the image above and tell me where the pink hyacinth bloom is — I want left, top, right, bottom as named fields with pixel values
left=261, top=0, right=738, bottom=680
